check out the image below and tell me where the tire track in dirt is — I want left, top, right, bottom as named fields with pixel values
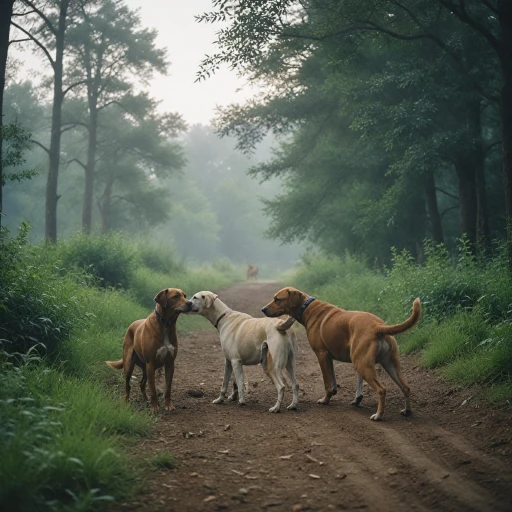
left=113, top=281, right=512, bottom=512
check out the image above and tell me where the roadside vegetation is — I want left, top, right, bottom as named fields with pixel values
left=291, top=239, right=512, bottom=405
left=0, top=226, right=242, bottom=511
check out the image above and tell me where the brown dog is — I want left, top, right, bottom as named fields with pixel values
left=246, top=264, right=259, bottom=280
left=106, top=288, right=191, bottom=412
left=262, top=287, right=421, bottom=420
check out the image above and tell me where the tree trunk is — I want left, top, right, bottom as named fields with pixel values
left=424, top=170, right=444, bottom=244
left=465, top=100, right=490, bottom=249
left=0, top=0, right=15, bottom=231
left=45, top=0, right=69, bottom=243
left=99, top=172, right=114, bottom=234
left=498, top=0, right=512, bottom=267
left=82, top=95, right=97, bottom=234
left=455, top=155, right=477, bottom=246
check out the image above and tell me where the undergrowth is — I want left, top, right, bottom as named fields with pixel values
left=291, top=238, right=512, bottom=404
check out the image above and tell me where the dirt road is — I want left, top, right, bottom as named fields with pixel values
left=116, top=281, right=512, bottom=512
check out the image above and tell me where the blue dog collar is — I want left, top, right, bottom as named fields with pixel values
left=297, top=297, right=316, bottom=322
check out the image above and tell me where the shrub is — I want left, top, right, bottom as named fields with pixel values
left=0, top=226, right=89, bottom=356
left=135, top=238, right=183, bottom=274
left=55, top=233, right=139, bottom=289
left=0, top=354, right=151, bottom=512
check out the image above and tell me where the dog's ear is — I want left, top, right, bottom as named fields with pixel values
left=154, top=289, right=168, bottom=307
left=204, top=293, right=218, bottom=308
left=288, top=288, right=303, bottom=308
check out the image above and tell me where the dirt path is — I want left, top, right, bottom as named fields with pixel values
left=115, top=281, right=512, bottom=512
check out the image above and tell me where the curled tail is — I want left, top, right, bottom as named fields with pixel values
left=276, top=316, right=295, bottom=332
left=105, top=359, right=123, bottom=370
left=376, top=298, right=421, bottom=336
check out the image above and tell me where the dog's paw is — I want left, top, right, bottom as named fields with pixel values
left=287, top=403, right=297, bottom=411
left=401, top=408, right=413, bottom=417
left=238, top=401, right=246, bottom=407
left=351, top=395, right=363, bottom=407
left=212, top=398, right=224, bottom=404
left=164, top=402, right=175, bottom=412
left=317, top=397, right=330, bottom=405
left=370, top=413, right=382, bottom=421
left=269, top=405, right=281, bottom=413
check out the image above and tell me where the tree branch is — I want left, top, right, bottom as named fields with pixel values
left=60, top=121, right=89, bottom=134
left=62, top=79, right=88, bottom=97
left=437, top=0, right=501, bottom=57
left=21, top=0, right=57, bottom=35
left=8, top=38, right=31, bottom=46
left=436, top=187, right=459, bottom=201
left=65, top=158, right=87, bottom=170
left=10, top=21, right=55, bottom=68
left=30, top=139, right=50, bottom=154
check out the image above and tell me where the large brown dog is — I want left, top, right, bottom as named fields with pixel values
left=262, top=287, right=421, bottom=420
left=106, top=288, right=191, bottom=412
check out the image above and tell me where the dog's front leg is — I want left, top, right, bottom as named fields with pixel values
left=164, top=359, right=175, bottom=411
left=147, top=363, right=159, bottom=412
left=213, top=359, right=233, bottom=404
left=316, top=351, right=337, bottom=405
left=231, top=359, right=246, bottom=406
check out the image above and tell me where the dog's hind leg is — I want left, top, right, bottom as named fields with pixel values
left=285, top=354, right=299, bottom=411
left=124, top=350, right=136, bottom=403
left=228, top=380, right=238, bottom=401
left=315, top=350, right=337, bottom=405
left=381, top=349, right=412, bottom=417
left=213, top=359, right=233, bottom=404
left=268, top=370, right=285, bottom=413
left=355, top=363, right=386, bottom=420
left=139, top=363, right=148, bottom=401
left=351, top=372, right=364, bottom=407
left=231, top=359, right=246, bottom=406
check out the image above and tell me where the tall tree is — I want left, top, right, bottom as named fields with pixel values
left=197, top=0, right=504, bottom=261
left=0, top=0, right=16, bottom=230
left=66, top=0, right=167, bottom=233
left=10, top=0, right=86, bottom=242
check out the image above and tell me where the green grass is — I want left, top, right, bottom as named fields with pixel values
left=0, top=228, right=243, bottom=511
left=148, top=451, right=176, bottom=470
left=0, top=361, right=151, bottom=512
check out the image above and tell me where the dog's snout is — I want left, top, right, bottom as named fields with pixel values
left=261, top=307, right=268, bottom=315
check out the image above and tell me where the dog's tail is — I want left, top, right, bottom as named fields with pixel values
left=276, top=316, right=295, bottom=332
left=260, top=341, right=270, bottom=372
left=105, top=359, right=123, bottom=370
left=375, top=298, right=421, bottom=336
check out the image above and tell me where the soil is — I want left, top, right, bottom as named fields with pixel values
left=113, top=281, right=512, bottom=512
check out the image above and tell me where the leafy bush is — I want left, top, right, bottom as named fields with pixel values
left=134, top=238, right=183, bottom=274
left=0, top=226, right=89, bottom=356
left=55, top=233, right=138, bottom=289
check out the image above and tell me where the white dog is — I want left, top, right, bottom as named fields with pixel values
left=188, top=291, right=299, bottom=412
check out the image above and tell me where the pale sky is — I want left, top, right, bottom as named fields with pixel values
left=125, top=0, right=255, bottom=125
left=11, top=0, right=255, bottom=126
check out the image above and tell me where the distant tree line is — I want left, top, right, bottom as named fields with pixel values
left=198, top=0, right=512, bottom=264
left=1, top=0, right=185, bottom=240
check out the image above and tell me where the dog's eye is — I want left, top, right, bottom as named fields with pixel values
left=201, top=295, right=205, bottom=299
left=174, top=294, right=180, bottom=298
